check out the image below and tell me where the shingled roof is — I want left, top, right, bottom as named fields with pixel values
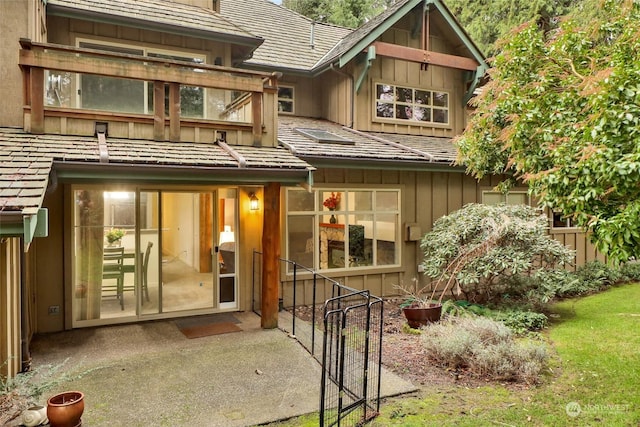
left=277, top=117, right=457, bottom=167
left=47, top=0, right=263, bottom=46
left=221, top=0, right=351, bottom=71
left=0, top=128, right=312, bottom=216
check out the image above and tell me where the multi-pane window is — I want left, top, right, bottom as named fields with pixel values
left=482, top=191, right=529, bottom=206
left=278, top=86, right=294, bottom=114
left=375, top=83, right=449, bottom=124
left=286, top=188, right=400, bottom=272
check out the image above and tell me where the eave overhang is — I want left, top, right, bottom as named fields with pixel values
left=46, top=3, right=264, bottom=49
left=52, top=161, right=314, bottom=186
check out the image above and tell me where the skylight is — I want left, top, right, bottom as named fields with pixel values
left=294, top=128, right=354, bottom=145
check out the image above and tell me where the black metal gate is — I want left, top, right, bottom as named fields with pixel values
left=320, top=283, right=383, bottom=427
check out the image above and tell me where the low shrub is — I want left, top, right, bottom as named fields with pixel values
left=421, top=317, right=548, bottom=384
left=490, top=310, right=548, bottom=335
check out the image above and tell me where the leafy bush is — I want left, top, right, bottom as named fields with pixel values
left=620, top=262, right=640, bottom=282
left=421, top=317, right=548, bottom=384
left=421, top=203, right=574, bottom=304
left=490, top=310, right=548, bottom=335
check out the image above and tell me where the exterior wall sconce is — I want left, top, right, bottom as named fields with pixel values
left=249, top=192, right=259, bottom=211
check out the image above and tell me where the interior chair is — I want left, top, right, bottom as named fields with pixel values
left=102, top=246, right=125, bottom=310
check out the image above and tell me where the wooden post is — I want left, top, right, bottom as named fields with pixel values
left=252, top=91, right=262, bottom=146
left=153, top=81, right=165, bottom=141
left=30, top=68, right=44, bottom=134
left=261, top=182, right=281, bottom=329
left=169, top=82, right=180, bottom=142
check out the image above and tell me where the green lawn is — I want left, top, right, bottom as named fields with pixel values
left=269, top=283, right=640, bottom=426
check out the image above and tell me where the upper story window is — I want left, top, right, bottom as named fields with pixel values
left=278, top=86, right=294, bottom=114
left=482, top=190, right=529, bottom=206
left=76, top=40, right=206, bottom=118
left=42, top=39, right=258, bottom=122
left=375, top=83, right=449, bottom=125
left=286, top=188, right=401, bottom=272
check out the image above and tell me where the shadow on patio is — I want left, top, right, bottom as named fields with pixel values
left=20, top=311, right=416, bottom=426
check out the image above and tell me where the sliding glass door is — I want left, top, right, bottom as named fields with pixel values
left=72, top=187, right=238, bottom=327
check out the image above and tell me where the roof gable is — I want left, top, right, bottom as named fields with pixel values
left=315, top=0, right=486, bottom=72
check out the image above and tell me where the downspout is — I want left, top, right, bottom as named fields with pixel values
left=21, top=242, right=32, bottom=372
left=329, top=62, right=355, bottom=128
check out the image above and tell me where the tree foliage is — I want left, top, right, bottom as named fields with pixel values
left=282, top=0, right=394, bottom=28
left=445, top=0, right=580, bottom=57
left=456, top=0, right=640, bottom=262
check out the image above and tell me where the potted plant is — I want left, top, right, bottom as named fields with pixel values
left=105, top=228, right=126, bottom=246
left=394, top=282, right=443, bottom=328
left=46, top=391, right=84, bottom=427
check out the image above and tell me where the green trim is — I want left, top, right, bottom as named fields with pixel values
left=337, top=0, right=487, bottom=70
left=464, top=64, right=488, bottom=104
left=0, top=221, right=24, bottom=237
left=301, top=157, right=466, bottom=173
left=355, top=46, right=376, bottom=94
left=338, top=0, right=422, bottom=68
left=427, top=0, right=486, bottom=65
left=54, top=163, right=313, bottom=186
left=23, top=208, right=48, bottom=251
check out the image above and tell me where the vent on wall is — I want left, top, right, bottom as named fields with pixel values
left=294, top=128, right=354, bottom=145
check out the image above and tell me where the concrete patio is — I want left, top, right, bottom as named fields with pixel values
left=19, top=311, right=416, bottom=426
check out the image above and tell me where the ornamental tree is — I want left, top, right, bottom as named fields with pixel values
left=456, top=0, right=640, bottom=262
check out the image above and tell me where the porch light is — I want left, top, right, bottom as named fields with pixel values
left=249, top=192, right=259, bottom=211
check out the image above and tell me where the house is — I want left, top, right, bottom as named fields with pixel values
left=0, top=0, right=601, bottom=379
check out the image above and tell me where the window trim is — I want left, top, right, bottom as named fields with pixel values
left=285, top=187, right=402, bottom=273
left=277, top=85, right=295, bottom=115
left=481, top=190, right=530, bottom=206
left=373, top=81, right=450, bottom=127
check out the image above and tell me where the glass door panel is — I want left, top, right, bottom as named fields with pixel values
left=160, top=192, right=214, bottom=313
left=217, top=188, right=237, bottom=309
left=72, top=189, right=137, bottom=326
left=140, top=191, right=161, bottom=316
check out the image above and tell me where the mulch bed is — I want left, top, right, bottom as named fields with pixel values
left=289, top=299, right=531, bottom=390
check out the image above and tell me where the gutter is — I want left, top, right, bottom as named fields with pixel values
left=52, top=161, right=314, bottom=186
left=295, top=155, right=461, bottom=172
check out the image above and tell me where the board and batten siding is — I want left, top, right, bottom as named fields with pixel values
left=279, top=168, right=486, bottom=304
left=0, top=237, right=22, bottom=378
left=279, top=169, right=603, bottom=304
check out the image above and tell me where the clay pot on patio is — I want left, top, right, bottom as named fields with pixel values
left=47, top=391, right=84, bottom=427
left=402, top=303, right=442, bottom=328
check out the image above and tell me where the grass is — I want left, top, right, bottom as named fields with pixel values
left=267, top=283, right=640, bottom=426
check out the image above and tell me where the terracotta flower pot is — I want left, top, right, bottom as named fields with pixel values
left=403, top=304, right=442, bottom=328
left=47, top=391, right=84, bottom=427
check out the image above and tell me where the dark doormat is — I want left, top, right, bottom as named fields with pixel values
left=179, top=322, right=242, bottom=339
left=174, top=313, right=239, bottom=330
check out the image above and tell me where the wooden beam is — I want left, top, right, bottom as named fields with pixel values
left=30, top=68, right=44, bottom=134
left=153, top=81, right=165, bottom=141
left=169, top=82, right=180, bottom=142
left=370, top=41, right=479, bottom=71
left=19, top=49, right=264, bottom=92
left=251, top=92, right=262, bottom=146
left=261, top=183, right=280, bottom=329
